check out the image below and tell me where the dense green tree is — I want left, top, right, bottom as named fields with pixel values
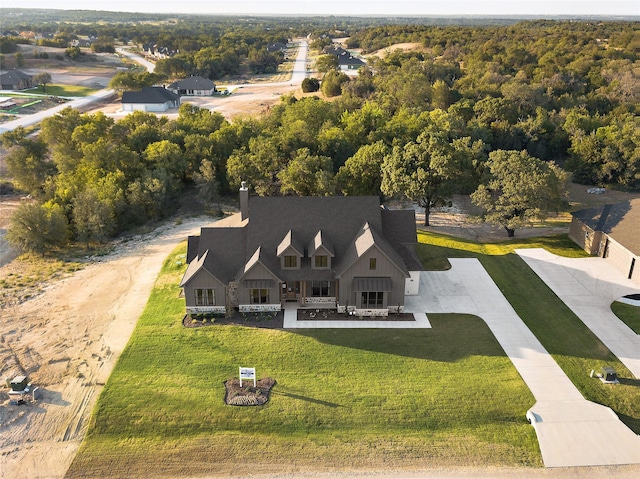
left=381, top=131, right=465, bottom=226
left=336, top=141, right=389, bottom=196
left=33, top=72, right=52, bottom=93
left=6, top=202, right=69, bottom=254
left=1, top=128, right=53, bottom=196
left=471, top=150, right=568, bottom=236
left=315, top=54, right=339, bottom=73
left=278, top=148, right=335, bottom=196
left=301, top=77, right=320, bottom=93
left=321, top=70, right=350, bottom=97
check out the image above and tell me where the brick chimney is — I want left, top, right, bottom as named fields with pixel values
left=240, top=181, right=249, bottom=221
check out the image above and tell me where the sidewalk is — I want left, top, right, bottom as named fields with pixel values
left=517, top=248, right=640, bottom=379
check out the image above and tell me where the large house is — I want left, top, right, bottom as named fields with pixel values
left=121, top=86, right=180, bottom=112
left=323, top=45, right=366, bottom=73
left=569, top=199, right=640, bottom=283
left=167, top=76, right=216, bottom=96
left=0, top=70, right=33, bottom=90
left=181, top=185, right=420, bottom=316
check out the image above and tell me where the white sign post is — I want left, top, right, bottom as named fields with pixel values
left=239, top=367, right=256, bottom=387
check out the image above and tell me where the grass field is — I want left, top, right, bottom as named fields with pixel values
left=42, top=84, right=100, bottom=97
left=66, top=232, right=640, bottom=477
left=66, top=242, right=540, bottom=478
left=611, top=301, right=640, bottom=334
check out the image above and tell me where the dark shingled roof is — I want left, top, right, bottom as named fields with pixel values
left=183, top=195, right=420, bottom=286
left=572, top=199, right=640, bottom=256
left=168, top=76, right=216, bottom=91
left=122, top=86, right=180, bottom=104
left=0, top=69, right=32, bottom=83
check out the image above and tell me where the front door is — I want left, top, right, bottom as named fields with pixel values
left=283, top=281, right=300, bottom=302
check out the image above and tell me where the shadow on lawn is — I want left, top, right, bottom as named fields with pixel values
left=292, top=314, right=510, bottom=362
left=271, top=390, right=345, bottom=408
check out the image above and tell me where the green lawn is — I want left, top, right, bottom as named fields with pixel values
left=67, top=243, right=540, bottom=478
left=39, top=84, right=100, bottom=97
left=611, top=301, right=640, bottom=334
left=417, top=231, right=640, bottom=433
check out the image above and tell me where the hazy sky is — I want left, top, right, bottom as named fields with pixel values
left=8, top=0, right=640, bottom=16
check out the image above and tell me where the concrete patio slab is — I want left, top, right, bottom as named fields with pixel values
left=517, top=248, right=640, bottom=379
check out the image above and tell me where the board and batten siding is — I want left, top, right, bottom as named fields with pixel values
left=183, top=269, right=226, bottom=309
left=237, top=263, right=281, bottom=305
left=569, top=218, right=602, bottom=255
left=337, top=246, right=407, bottom=310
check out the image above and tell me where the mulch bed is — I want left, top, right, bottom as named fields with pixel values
left=297, top=309, right=415, bottom=321
left=183, top=310, right=284, bottom=329
left=224, top=377, right=275, bottom=406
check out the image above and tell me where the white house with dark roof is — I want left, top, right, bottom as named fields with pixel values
left=121, top=86, right=180, bottom=112
left=569, top=199, right=640, bottom=283
left=167, top=76, right=216, bottom=96
left=181, top=185, right=420, bottom=316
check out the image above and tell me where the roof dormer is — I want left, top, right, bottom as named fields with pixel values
left=308, top=230, right=335, bottom=269
left=277, top=230, right=304, bottom=269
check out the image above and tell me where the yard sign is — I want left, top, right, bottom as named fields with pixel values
left=239, top=367, right=256, bottom=387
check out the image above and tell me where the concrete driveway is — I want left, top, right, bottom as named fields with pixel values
left=421, top=258, right=640, bottom=468
left=517, top=248, right=640, bottom=379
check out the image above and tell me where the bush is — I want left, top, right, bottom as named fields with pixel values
left=301, top=77, right=320, bottom=93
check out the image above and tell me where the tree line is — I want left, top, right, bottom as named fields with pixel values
left=2, top=19, right=638, bottom=253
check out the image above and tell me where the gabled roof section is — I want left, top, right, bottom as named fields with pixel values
left=572, top=199, right=640, bottom=256
left=168, top=75, right=216, bottom=90
left=276, top=230, right=305, bottom=257
left=180, top=250, right=211, bottom=287
left=335, top=222, right=410, bottom=278
left=241, top=246, right=282, bottom=281
left=189, top=227, right=246, bottom=283
left=308, top=230, right=335, bottom=257
left=122, top=86, right=180, bottom=104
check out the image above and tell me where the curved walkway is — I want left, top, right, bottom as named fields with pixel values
left=517, top=248, right=640, bottom=378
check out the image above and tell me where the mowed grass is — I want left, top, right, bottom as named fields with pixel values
left=417, top=231, right=640, bottom=433
left=39, top=84, right=99, bottom=97
left=67, top=243, right=540, bottom=478
left=611, top=301, right=640, bottom=334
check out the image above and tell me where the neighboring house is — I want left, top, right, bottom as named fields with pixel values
left=181, top=185, right=421, bottom=316
left=323, top=45, right=366, bottom=72
left=0, top=70, right=33, bottom=90
left=121, top=86, right=180, bottom=112
left=267, top=42, right=287, bottom=52
left=142, top=43, right=177, bottom=59
left=167, top=76, right=216, bottom=96
left=569, top=199, right=640, bottom=283
left=336, top=51, right=366, bottom=72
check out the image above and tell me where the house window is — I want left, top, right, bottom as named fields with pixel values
left=194, top=289, right=215, bottom=306
left=311, top=281, right=330, bottom=297
left=361, top=292, right=384, bottom=309
left=314, top=255, right=328, bottom=268
left=250, top=288, right=270, bottom=304
left=369, top=258, right=377, bottom=270
left=284, top=255, right=298, bottom=268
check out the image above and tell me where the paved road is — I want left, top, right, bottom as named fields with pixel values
left=517, top=248, right=640, bottom=378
